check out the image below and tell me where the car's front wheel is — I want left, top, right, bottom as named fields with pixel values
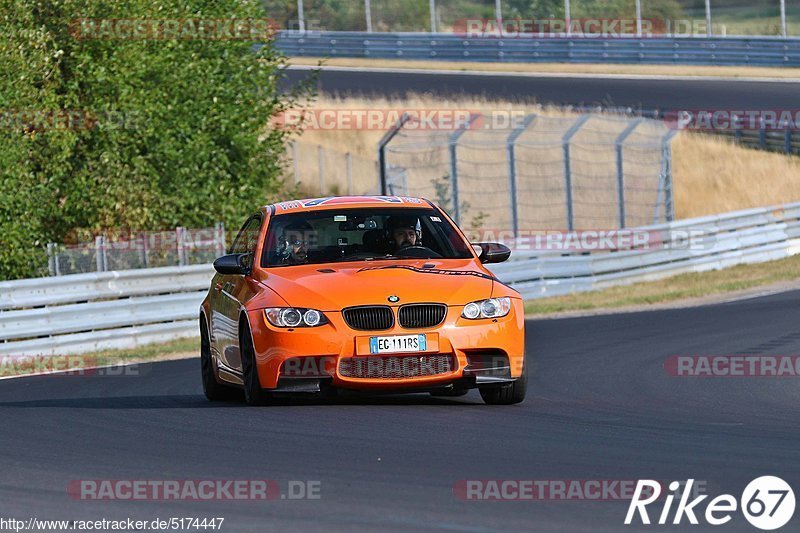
left=479, top=357, right=527, bottom=405
left=240, top=318, right=271, bottom=406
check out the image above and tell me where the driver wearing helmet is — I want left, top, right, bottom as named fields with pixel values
left=277, top=220, right=315, bottom=265
left=386, top=216, right=421, bottom=253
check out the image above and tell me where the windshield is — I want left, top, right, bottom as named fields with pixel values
left=261, top=207, right=474, bottom=267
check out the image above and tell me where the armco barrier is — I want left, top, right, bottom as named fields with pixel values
left=488, top=202, right=800, bottom=298
left=273, top=31, right=800, bottom=67
left=1, top=202, right=799, bottom=356
left=0, top=265, right=213, bottom=357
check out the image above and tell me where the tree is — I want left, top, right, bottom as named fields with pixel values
left=0, top=0, right=304, bottom=279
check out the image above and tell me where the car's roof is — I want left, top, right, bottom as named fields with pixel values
left=267, top=195, right=434, bottom=214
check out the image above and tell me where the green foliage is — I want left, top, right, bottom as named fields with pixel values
left=0, top=0, right=305, bottom=280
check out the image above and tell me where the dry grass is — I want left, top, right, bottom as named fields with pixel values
left=672, top=133, right=800, bottom=218
left=289, top=57, right=800, bottom=80
left=284, top=94, right=800, bottom=220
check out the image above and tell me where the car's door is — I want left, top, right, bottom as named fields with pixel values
left=211, top=213, right=262, bottom=373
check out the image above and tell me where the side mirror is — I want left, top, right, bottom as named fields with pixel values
left=213, top=253, right=250, bottom=275
left=476, top=242, right=511, bottom=264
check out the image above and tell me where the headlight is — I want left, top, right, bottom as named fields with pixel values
left=264, top=308, right=328, bottom=328
left=461, top=297, right=511, bottom=319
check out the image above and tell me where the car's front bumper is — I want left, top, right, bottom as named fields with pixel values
left=247, top=300, right=525, bottom=391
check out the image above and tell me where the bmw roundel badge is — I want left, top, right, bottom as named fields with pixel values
left=388, top=295, right=400, bottom=303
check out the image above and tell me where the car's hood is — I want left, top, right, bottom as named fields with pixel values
left=262, top=259, right=495, bottom=311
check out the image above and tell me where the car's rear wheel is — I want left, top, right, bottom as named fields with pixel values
left=240, top=318, right=271, bottom=406
left=479, top=357, right=527, bottom=405
left=200, top=319, right=238, bottom=402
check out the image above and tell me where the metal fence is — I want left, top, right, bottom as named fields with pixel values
left=268, top=0, right=799, bottom=38
left=47, top=224, right=226, bottom=276
left=290, top=142, right=380, bottom=195
left=378, top=112, right=676, bottom=232
left=273, top=31, right=800, bottom=66
left=3, top=201, right=799, bottom=356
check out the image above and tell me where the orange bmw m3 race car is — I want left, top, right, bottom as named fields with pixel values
left=199, top=196, right=526, bottom=405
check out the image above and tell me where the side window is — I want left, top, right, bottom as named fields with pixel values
left=229, top=214, right=262, bottom=270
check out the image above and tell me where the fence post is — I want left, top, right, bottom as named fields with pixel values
left=635, top=0, right=642, bottom=37
left=139, top=232, right=148, bottom=268
left=786, top=129, right=793, bottom=155
left=429, top=0, right=437, bottom=32
left=215, top=222, right=226, bottom=256
left=562, top=115, right=591, bottom=231
left=47, top=242, right=56, bottom=276
left=377, top=112, right=411, bottom=195
left=95, top=235, right=105, bottom=272
left=781, top=0, right=787, bottom=37
left=705, top=0, right=712, bottom=36
left=655, top=130, right=679, bottom=223
left=614, top=118, right=644, bottom=229
left=448, top=114, right=478, bottom=225
left=297, top=0, right=305, bottom=32
left=317, top=145, right=325, bottom=194
left=346, top=152, right=353, bottom=195
left=291, top=141, right=299, bottom=185
left=176, top=227, right=186, bottom=267
left=365, top=0, right=372, bottom=32
left=506, top=114, right=536, bottom=238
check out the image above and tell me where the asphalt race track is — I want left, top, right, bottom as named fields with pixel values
left=1, top=290, right=798, bottom=531
left=281, top=66, right=800, bottom=110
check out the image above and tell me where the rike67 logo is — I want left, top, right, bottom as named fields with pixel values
left=626, top=477, right=795, bottom=530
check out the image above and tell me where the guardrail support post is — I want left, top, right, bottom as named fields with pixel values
left=562, top=115, right=591, bottom=231
left=785, top=129, right=793, bottom=154
left=377, top=113, right=411, bottom=195
left=614, top=118, right=644, bottom=229
left=507, top=114, right=537, bottom=238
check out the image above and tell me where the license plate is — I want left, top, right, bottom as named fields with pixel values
left=369, top=334, right=427, bottom=354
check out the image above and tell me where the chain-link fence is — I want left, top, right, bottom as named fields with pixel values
left=47, top=224, right=226, bottom=276
left=290, top=141, right=380, bottom=195
left=378, top=112, right=676, bottom=232
left=265, top=0, right=799, bottom=37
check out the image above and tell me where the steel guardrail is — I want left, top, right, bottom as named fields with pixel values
left=1, top=202, right=799, bottom=356
left=273, top=31, right=800, bottom=67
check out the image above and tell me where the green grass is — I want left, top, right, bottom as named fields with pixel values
left=524, top=254, right=800, bottom=315
left=1, top=336, right=198, bottom=378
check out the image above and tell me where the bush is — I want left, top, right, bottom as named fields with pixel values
left=0, top=0, right=305, bottom=280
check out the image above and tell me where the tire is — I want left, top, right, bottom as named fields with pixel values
left=200, top=320, right=238, bottom=402
left=240, top=318, right=271, bottom=406
left=479, top=357, right=527, bottom=405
